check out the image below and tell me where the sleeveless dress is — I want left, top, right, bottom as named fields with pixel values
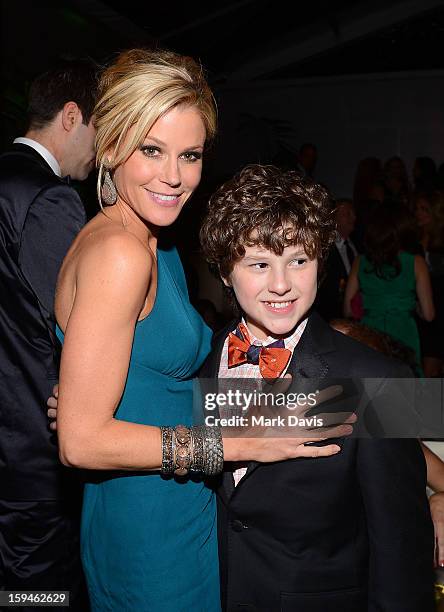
left=358, top=251, right=421, bottom=366
left=57, top=245, right=220, bottom=612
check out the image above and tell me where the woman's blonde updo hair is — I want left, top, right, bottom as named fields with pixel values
left=94, top=48, right=217, bottom=206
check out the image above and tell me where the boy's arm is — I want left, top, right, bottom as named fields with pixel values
left=357, top=438, right=435, bottom=611
left=422, top=441, right=444, bottom=492
left=421, top=442, right=444, bottom=566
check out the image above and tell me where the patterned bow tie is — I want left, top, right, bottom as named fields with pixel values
left=227, top=323, right=291, bottom=379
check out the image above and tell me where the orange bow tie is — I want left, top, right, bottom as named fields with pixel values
left=227, top=323, right=291, bottom=379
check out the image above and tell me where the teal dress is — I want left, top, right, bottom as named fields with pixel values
left=358, top=251, right=421, bottom=366
left=57, top=245, right=220, bottom=612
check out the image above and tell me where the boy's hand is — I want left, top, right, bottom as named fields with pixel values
left=46, top=383, right=59, bottom=431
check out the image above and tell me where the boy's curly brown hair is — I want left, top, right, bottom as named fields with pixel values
left=200, top=164, right=336, bottom=280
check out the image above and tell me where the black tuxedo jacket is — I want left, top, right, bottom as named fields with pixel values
left=315, top=243, right=350, bottom=321
left=0, top=144, right=85, bottom=500
left=200, top=313, right=434, bottom=612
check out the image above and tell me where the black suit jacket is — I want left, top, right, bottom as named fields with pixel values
left=200, top=312, right=434, bottom=612
left=0, top=144, right=86, bottom=500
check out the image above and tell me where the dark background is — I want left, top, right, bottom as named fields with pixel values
left=2, top=0, right=444, bottom=189
left=2, top=0, right=444, bottom=306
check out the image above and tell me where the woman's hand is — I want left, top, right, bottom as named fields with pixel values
left=224, top=426, right=352, bottom=462
left=222, top=376, right=356, bottom=461
left=47, top=383, right=58, bottom=431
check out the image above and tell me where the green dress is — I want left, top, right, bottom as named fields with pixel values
left=57, top=245, right=220, bottom=612
left=359, top=251, right=421, bottom=366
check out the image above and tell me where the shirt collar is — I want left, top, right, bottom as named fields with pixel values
left=14, top=137, right=62, bottom=177
left=240, top=317, right=308, bottom=352
left=335, top=232, right=346, bottom=247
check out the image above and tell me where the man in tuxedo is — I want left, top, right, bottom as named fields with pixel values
left=199, top=165, right=434, bottom=612
left=315, top=197, right=359, bottom=321
left=0, top=59, right=98, bottom=607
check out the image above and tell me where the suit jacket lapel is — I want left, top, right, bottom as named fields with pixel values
left=287, top=311, right=333, bottom=378
left=218, top=467, right=235, bottom=504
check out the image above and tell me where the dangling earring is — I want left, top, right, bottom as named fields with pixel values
left=101, top=168, right=117, bottom=205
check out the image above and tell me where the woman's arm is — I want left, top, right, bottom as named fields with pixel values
left=57, top=232, right=163, bottom=470
left=343, top=255, right=360, bottom=318
left=415, top=255, right=435, bottom=322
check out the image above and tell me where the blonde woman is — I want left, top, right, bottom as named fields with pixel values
left=54, top=50, right=347, bottom=611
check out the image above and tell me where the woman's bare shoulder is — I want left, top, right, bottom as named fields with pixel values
left=76, top=219, right=153, bottom=277
left=67, top=216, right=152, bottom=307
left=56, top=212, right=155, bottom=329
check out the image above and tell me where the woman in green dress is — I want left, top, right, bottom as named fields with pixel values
left=344, top=203, right=434, bottom=371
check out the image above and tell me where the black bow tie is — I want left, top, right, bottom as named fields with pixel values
left=61, top=175, right=71, bottom=185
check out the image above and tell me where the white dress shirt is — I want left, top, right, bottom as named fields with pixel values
left=335, top=234, right=357, bottom=275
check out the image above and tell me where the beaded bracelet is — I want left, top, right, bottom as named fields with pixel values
left=173, top=425, right=193, bottom=477
left=190, top=425, right=205, bottom=473
left=160, top=426, right=174, bottom=474
left=160, top=425, right=223, bottom=477
left=202, top=426, right=224, bottom=476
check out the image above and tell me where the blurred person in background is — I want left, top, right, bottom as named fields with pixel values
left=352, top=157, right=384, bottom=250
left=353, top=157, right=383, bottom=209
left=414, top=191, right=444, bottom=376
left=344, top=202, right=434, bottom=373
left=296, top=142, right=317, bottom=177
left=413, top=157, right=437, bottom=195
left=383, top=156, right=410, bottom=206
left=315, top=198, right=359, bottom=321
